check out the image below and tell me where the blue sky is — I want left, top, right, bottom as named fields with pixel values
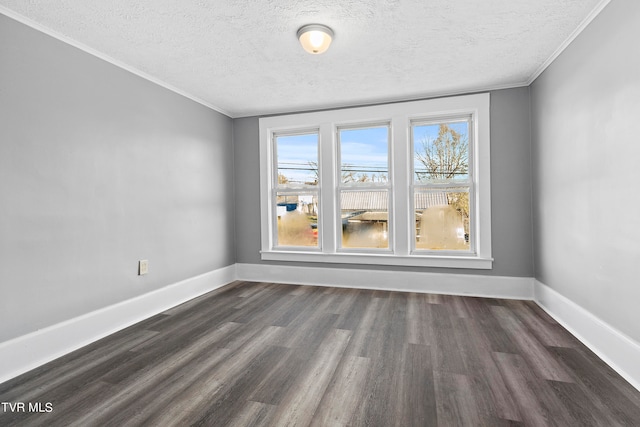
left=277, top=127, right=389, bottom=185
left=276, top=133, right=318, bottom=185
left=339, top=126, right=388, bottom=181
left=276, top=121, right=468, bottom=185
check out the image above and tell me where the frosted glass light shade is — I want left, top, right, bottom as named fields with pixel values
left=297, top=24, right=334, bottom=54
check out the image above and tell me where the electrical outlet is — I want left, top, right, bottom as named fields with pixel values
left=138, top=260, right=148, bottom=275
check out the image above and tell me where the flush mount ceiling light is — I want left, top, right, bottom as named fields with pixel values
left=297, top=24, right=334, bottom=54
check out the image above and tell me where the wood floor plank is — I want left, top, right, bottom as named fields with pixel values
left=284, top=290, right=338, bottom=330
left=406, top=292, right=433, bottom=345
left=269, top=286, right=325, bottom=327
left=399, top=344, right=438, bottom=426
left=232, top=282, right=278, bottom=309
left=492, top=305, right=574, bottom=382
left=229, top=286, right=296, bottom=325
left=235, top=280, right=272, bottom=299
left=68, top=346, right=233, bottom=427
left=268, top=329, right=352, bottom=427
left=0, top=329, right=157, bottom=403
left=128, top=326, right=284, bottom=426
left=102, top=321, right=242, bottom=387
left=323, top=287, right=359, bottom=317
left=335, top=291, right=371, bottom=331
left=548, top=346, right=640, bottom=425
left=189, top=345, right=291, bottom=426
left=358, top=294, right=394, bottom=359
left=309, top=355, right=370, bottom=427
left=248, top=350, right=312, bottom=406
left=341, top=295, right=381, bottom=358
left=281, top=312, right=340, bottom=356
left=2, top=281, right=640, bottom=427
left=349, top=355, right=399, bottom=427
left=62, top=324, right=241, bottom=426
left=454, top=317, right=522, bottom=422
left=425, top=292, right=442, bottom=304
left=430, top=303, right=467, bottom=374
left=248, top=313, right=341, bottom=405
left=460, top=296, right=495, bottom=320
left=348, top=311, right=410, bottom=427
left=433, top=370, right=482, bottom=427
left=109, top=348, right=237, bottom=427
left=444, top=294, right=472, bottom=318
left=473, top=308, right=521, bottom=355
left=493, top=352, right=578, bottom=427
left=336, top=291, right=371, bottom=331
left=547, top=380, right=624, bottom=427
left=0, top=380, right=118, bottom=427
left=288, top=284, right=312, bottom=296
left=135, top=307, right=237, bottom=347
left=505, top=300, right=580, bottom=348
left=227, top=401, right=277, bottom=427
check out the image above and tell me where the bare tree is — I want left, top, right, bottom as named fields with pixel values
left=342, top=164, right=358, bottom=183
left=278, top=173, right=289, bottom=185
left=310, top=161, right=381, bottom=184
left=415, top=124, right=468, bottom=181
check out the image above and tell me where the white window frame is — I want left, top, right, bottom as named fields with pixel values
left=259, top=93, right=492, bottom=269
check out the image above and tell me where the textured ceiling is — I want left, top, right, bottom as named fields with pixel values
left=0, top=0, right=607, bottom=117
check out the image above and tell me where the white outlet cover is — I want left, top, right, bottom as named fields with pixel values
left=139, top=260, right=148, bottom=275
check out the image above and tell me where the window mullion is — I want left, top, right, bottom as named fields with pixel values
left=391, top=115, right=410, bottom=256
left=319, top=122, right=336, bottom=253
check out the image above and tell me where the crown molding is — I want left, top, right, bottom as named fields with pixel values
left=0, top=7, right=232, bottom=118
left=526, top=0, right=612, bottom=85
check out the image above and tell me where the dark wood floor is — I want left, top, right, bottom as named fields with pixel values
left=1, top=281, right=640, bottom=426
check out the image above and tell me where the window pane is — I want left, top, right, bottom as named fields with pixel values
left=341, top=190, right=389, bottom=249
left=415, top=189, right=470, bottom=251
left=339, top=126, right=389, bottom=185
left=413, top=120, right=469, bottom=183
left=275, top=192, right=318, bottom=247
left=276, top=133, right=318, bottom=186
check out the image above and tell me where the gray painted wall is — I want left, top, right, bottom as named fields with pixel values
left=531, top=0, right=640, bottom=342
left=234, top=87, right=533, bottom=277
left=0, top=15, right=235, bottom=342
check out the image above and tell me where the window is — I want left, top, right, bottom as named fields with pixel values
left=259, top=94, right=492, bottom=269
left=412, top=118, right=472, bottom=252
left=338, top=124, right=391, bottom=250
left=273, top=131, right=319, bottom=248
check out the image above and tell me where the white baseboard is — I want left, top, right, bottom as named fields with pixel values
left=7, top=265, right=636, bottom=395
left=534, top=279, right=640, bottom=392
left=236, top=263, right=534, bottom=300
left=0, top=264, right=236, bottom=384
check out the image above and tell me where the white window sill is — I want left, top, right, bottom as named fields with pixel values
left=260, top=250, right=493, bottom=269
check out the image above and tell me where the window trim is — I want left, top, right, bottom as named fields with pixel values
left=259, top=93, right=492, bottom=269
